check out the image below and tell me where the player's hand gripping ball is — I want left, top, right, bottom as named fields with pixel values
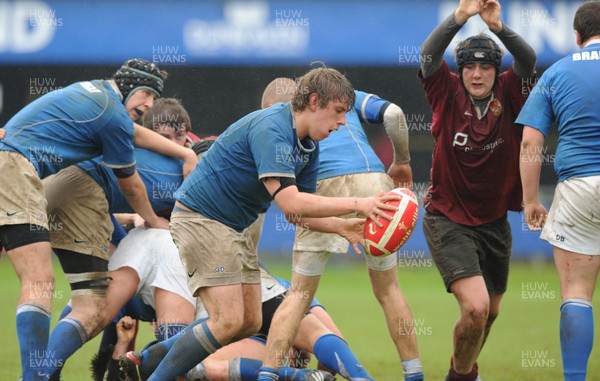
left=363, top=188, right=419, bottom=257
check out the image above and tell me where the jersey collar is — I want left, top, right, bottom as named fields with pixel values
left=297, top=135, right=316, bottom=153
left=290, top=104, right=316, bottom=153
left=584, top=38, right=600, bottom=48
left=469, top=92, right=495, bottom=120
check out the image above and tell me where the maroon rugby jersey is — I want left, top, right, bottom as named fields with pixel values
left=419, top=61, right=530, bottom=226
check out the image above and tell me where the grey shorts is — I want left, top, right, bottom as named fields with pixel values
left=0, top=151, right=48, bottom=229
left=43, top=166, right=112, bottom=260
left=423, top=213, right=512, bottom=294
left=169, top=210, right=261, bottom=296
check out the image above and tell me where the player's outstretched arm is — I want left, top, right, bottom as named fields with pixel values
left=133, top=123, right=198, bottom=177
left=479, top=0, right=503, bottom=32
left=483, top=0, right=536, bottom=78
left=420, top=0, right=480, bottom=78
left=264, top=178, right=398, bottom=223
left=113, top=316, right=138, bottom=359
left=105, top=317, right=138, bottom=381
left=455, top=0, right=485, bottom=25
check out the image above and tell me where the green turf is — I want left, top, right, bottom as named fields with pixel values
left=0, top=256, right=598, bottom=380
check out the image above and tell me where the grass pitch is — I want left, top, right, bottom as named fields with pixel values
left=0, top=256, right=598, bottom=380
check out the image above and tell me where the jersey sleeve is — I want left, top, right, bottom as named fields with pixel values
left=514, top=69, right=555, bottom=137
left=98, top=112, right=136, bottom=168
left=418, top=60, right=456, bottom=105
left=354, top=90, right=391, bottom=124
left=418, top=61, right=459, bottom=137
left=250, top=120, right=297, bottom=180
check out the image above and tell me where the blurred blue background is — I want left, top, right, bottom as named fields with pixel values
left=0, top=0, right=581, bottom=66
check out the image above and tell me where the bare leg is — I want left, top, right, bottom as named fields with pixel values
left=7, top=242, right=54, bottom=309
left=199, top=283, right=262, bottom=345
left=481, top=293, right=503, bottom=350
left=103, top=267, right=139, bottom=326
left=262, top=271, right=320, bottom=370
left=449, top=276, right=490, bottom=374
left=7, top=242, right=54, bottom=378
left=553, top=247, right=600, bottom=301
left=154, top=288, right=195, bottom=327
left=553, top=247, right=600, bottom=380
left=368, top=267, right=420, bottom=360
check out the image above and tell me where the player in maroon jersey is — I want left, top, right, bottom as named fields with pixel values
left=418, top=1, right=536, bottom=380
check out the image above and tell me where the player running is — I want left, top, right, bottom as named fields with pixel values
left=418, top=0, right=536, bottom=380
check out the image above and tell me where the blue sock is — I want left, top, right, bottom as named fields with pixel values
left=140, top=318, right=206, bottom=374
left=156, top=323, right=188, bottom=341
left=58, top=303, right=72, bottom=320
left=44, top=317, right=88, bottom=377
left=280, top=367, right=327, bottom=381
left=232, top=358, right=328, bottom=381
left=231, top=358, right=262, bottom=380
left=258, top=366, right=279, bottom=381
left=148, top=322, right=221, bottom=381
left=16, top=303, right=51, bottom=380
left=560, top=299, right=593, bottom=381
left=313, top=333, right=374, bottom=380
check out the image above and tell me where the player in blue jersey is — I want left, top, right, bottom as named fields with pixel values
left=129, top=67, right=397, bottom=381
left=518, top=3, right=600, bottom=380
left=258, top=78, right=423, bottom=381
left=40, top=96, right=196, bottom=379
left=113, top=137, right=370, bottom=381
left=114, top=97, right=198, bottom=229
left=0, top=58, right=197, bottom=381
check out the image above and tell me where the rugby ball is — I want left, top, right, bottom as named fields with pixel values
left=363, top=188, right=419, bottom=257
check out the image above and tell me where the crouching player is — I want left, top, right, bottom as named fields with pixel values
left=120, top=266, right=374, bottom=381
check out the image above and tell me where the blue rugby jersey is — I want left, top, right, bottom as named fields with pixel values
left=175, top=102, right=319, bottom=231
left=0, top=80, right=135, bottom=178
left=77, top=148, right=183, bottom=215
left=317, top=90, right=389, bottom=180
left=516, top=42, right=600, bottom=181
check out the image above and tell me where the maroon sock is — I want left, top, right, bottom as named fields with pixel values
left=448, top=361, right=478, bottom=381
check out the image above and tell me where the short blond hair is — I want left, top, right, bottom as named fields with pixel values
left=291, top=67, right=355, bottom=112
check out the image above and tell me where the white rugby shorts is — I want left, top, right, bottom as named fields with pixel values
left=541, top=175, right=600, bottom=255
left=108, top=228, right=195, bottom=309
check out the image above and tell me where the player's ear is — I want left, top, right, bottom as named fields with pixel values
left=575, top=29, right=583, bottom=48
left=308, top=92, right=319, bottom=111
